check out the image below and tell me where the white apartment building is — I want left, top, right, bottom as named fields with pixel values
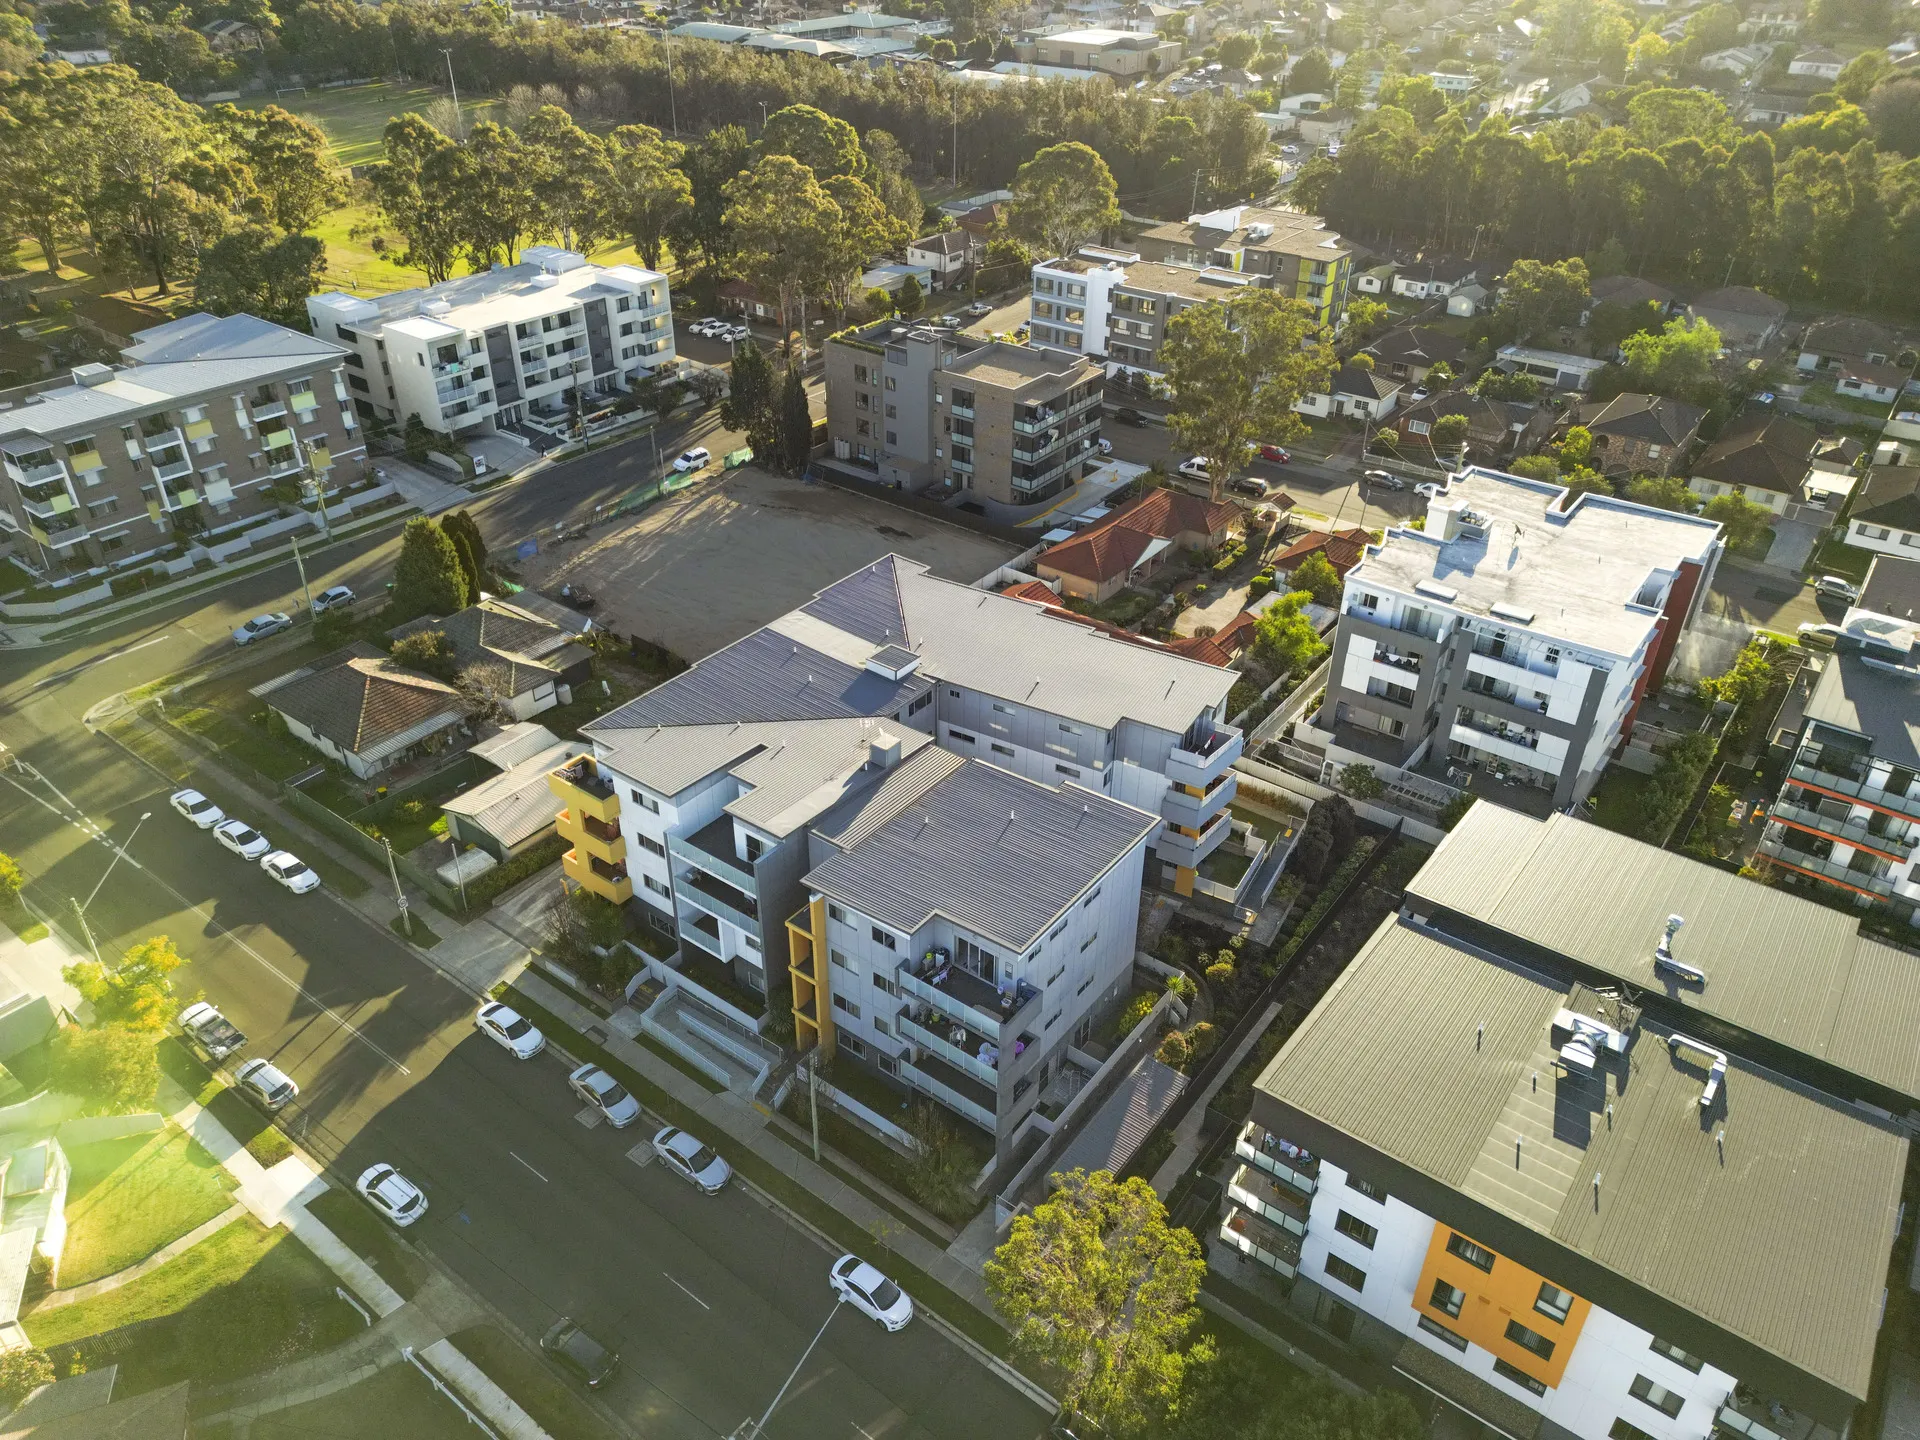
left=1028, top=249, right=1137, bottom=361
left=549, top=555, right=1242, bottom=1150
left=308, top=247, right=676, bottom=437
left=1315, top=467, right=1724, bottom=810
left=1224, top=808, right=1914, bottom=1440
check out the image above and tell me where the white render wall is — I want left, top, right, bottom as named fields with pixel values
left=1301, top=1161, right=1736, bottom=1440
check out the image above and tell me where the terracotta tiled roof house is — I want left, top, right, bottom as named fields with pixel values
left=1036, top=488, right=1241, bottom=602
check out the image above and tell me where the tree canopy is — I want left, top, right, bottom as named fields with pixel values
left=1007, top=141, right=1120, bottom=258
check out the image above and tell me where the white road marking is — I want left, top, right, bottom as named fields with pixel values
left=0, top=769, right=412, bottom=1076
left=28, top=633, right=173, bottom=691
left=853, top=1426, right=880, bottom=1439
left=662, top=1272, right=710, bottom=1310
left=510, top=1151, right=549, bottom=1182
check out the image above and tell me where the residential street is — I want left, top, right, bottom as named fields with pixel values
left=0, top=631, right=1047, bottom=1440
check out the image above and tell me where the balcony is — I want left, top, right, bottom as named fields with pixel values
left=1757, top=833, right=1895, bottom=898
left=1769, top=796, right=1917, bottom=860
left=898, top=1053, right=997, bottom=1133
left=251, top=401, right=287, bottom=422
left=1216, top=1204, right=1301, bottom=1278
left=259, top=426, right=295, bottom=451
left=896, top=953, right=1041, bottom=1039
left=556, top=808, right=625, bottom=864
left=1226, top=1163, right=1312, bottom=1238
left=1373, top=644, right=1422, bottom=675
left=897, top=1005, right=1004, bottom=1087
left=9, top=456, right=67, bottom=485
left=66, top=449, right=104, bottom=474
left=1157, top=809, right=1232, bottom=870
left=184, top=418, right=216, bottom=442
left=1346, top=603, right=1445, bottom=643
left=36, top=521, right=89, bottom=548
left=1789, top=752, right=1920, bottom=823
left=20, top=493, right=75, bottom=521
left=1468, top=645, right=1557, bottom=687
left=1451, top=717, right=1549, bottom=770
left=949, top=405, right=974, bottom=420
left=1236, top=1121, right=1320, bottom=1193
left=154, top=457, right=195, bottom=484
left=549, top=757, right=621, bottom=824
left=1162, top=770, right=1237, bottom=831
left=667, top=817, right=757, bottom=896
left=563, top=848, right=632, bottom=903
left=678, top=910, right=724, bottom=957
left=678, top=869, right=761, bottom=938
left=1166, top=722, right=1244, bottom=790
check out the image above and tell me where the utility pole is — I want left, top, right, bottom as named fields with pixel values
left=71, top=898, right=100, bottom=966
left=72, top=808, right=152, bottom=963
left=290, top=533, right=315, bottom=623
left=808, top=1052, right=821, bottom=1162
left=759, top=100, right=768, bottom=134
left=441, top=49, right=464, bottom=139
left=951, top=89, right=959, bottom=188
left=383, top=837, right=412, bottom=938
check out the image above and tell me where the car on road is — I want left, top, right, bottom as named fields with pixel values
left=474, top=1001, right=545, bottom=1060
left=1258, top=444, right=1291, bottom=464
left=1813, top=575, right=1860, bottom=602
left=1232, top=475, right=1279, bottom=498
left=356, top=1163, right=428, bottom=1228
left=1798, top=621, right=1844, bottom=649
left=235, top=1057, right=299, bottom=1111
left=1280, top=143, right=1300, bottom=156
left=541, top=1319, right=619, bottom=1388
left=1363, top=469, right=1405, bottom=490
left=260, top=850, right=321, bottom=894
left=1176, top=456, right=1212, bottom=482
left=1111, top=407, right=1143, bottom=427
left=1096, top=438, right=1113, bottom=456
left=672, top=446, right=711, bottom=473
left=213, top=818, right=272, bottom=861
left=651, top=1125, right=731, bottom=1194
left=966, top=300, right=993, bottom=317
left=170, top=789, right=225, bottom=829
left=232, top=612, right=292, bottom=646
left=937, top=313, right=963, bottom=327
left=830, top=1254, right=914, bottom=1331
left=310, top=585, right=355, bottom=614
left=179, top=1001, right=247, bottom=1060
left=721, top=324, right=749, bottom=343
left=569, top=1064, right=641, bottom=1128
left=1415, top=481, right=1447, bottom=500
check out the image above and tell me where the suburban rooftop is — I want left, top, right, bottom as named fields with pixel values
left=1353, top=467, right=1724, bottom=657
left=1115, top=262, right=1260, bottom=301
left=940, top=341, right=1094, bottom=390
left=309, top=247, right=664, bottom=339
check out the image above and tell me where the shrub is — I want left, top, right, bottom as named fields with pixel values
left=0, top=1349, right=54, bottom=1406
left=1116, top=992, right=1158, bottom=1037
left=1205, top=961, right=1235, bottom=984
left=1156, top=1029, right=1190, bottom=1065
left=1186, top=1022, right=1218, bottom=1064
left=1165, top=971, right=1196, bottom=1002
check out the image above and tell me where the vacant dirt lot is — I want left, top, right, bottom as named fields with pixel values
left=516, top=468, right=1021, bottom=660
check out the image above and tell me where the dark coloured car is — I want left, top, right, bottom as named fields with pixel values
left=542, top=1318, right=619, bottom=1388
left=1111, top=407, right=1144, bottom=427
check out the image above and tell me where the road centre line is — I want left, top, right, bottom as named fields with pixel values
left=662, top=1272, right=711, bottom=1310
left=510, top=1151, right=549, bottom=1182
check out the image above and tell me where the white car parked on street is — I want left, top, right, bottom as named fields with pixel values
left=170, top=789, right=225, bottom=829
left=1176, top=456, right=1211, bottom=482
left=651, top=1126, right=731, bottom=1194
left=474, top=1002, right=545, bottom=1059
left=356, top=1164, right=428, bottom=1227
left=235, top=1057, right=299, bottom=1110
left=672, top=446, right=711, bottom=473
left=570, top=1064, right=641, bottom=1128
left=260, top=850, right=321, bottom=894
left=232, top=612, right=293, bottom=646
left=829, top=1254, right=914, bottom=1331
left=214, top=818, right=272, bottom=861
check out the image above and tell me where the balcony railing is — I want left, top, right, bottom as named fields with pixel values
left=1789, top=754, right=1920, bottom=822
left=1227, top=1163, right=1312, bottom=1237
left=898, top=1055, right=996, bottom=1132
left=1163, top=770, right=1237, bottom=831
left=678, top=871, right=760, bottom=937
left=1455, top=714, right=1539, bottom=750
left=1758, top=834, right=1896, bottom=897
left=8, top=456, right=66, bottom=485
left=667, top=821, right=757, bottom=896
left=678, top=911, right=723, bottom=957
left=897, top=1008, right=1002, bottom=1087
left=1236, top=1121, right=1320, bottom=1193
left=154, top=458, right=195, bottom=484
left=250, top=401, right=287, bottom=422
left=558, top=808, right=626, bottom=865
left=20, top=494, right=73, bottom=521
left=1167, top=723, right=1244, bottom=790
left=1373, top=645, right=1421, bottom=674
left=896, top=954, right=1040, bottom=1039
left=1217, top=1205, right=1300, bottom=1278
left=1462, top=677, right=1547, bottom=714
left=1769, top=797, right=1918, bottom=858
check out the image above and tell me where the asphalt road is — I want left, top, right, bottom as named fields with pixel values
left=0, top=610, right=1045, bottom=1440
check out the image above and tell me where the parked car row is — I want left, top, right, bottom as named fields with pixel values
left=169, top=789, right=321, bottom=893
left=231, top=587, right=357, bottom=647
left=688, top=317, right=750, bottom=343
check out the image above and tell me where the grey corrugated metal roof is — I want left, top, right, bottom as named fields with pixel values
left=471, top=723, right=564, bottom=772
left=811, top=747, right=965, bottom=849
left=1408, top=809, right=1920, bottom=1102
left=442, top=740, right=586, bottom=848
left=802, top=557, right=909, bottom=644
left=804, top=759, right=1157, bottom=953
left=123, top=311, right=345, bottom=365
left=1259, top=920, right=1906, bottom=1401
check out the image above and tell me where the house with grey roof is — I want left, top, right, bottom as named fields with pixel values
left=1221, top=806, right=1915, bottom=1440
left=444, top=730, right=588, bottom=861
left=266, top=642, right=467, bottom=778
left=388, top=597, right=594, bottom=722
left=554, top=553, right=1240, bottom=1151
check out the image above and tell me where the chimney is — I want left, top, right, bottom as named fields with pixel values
left=869, top=732, right=903, bottom=771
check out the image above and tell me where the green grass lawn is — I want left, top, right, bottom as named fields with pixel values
left=156, top=1038, right=296, bottom=1167
left=1199, top=846, right=1254, bottom=887
left=168, top=701, right=319, bottom=785
left=449, top=1325, right=618, bottom=1440
left=1585, top=767, right=1653, bottom=838
left=27, top=1217, right=362, bottom=1393
left=60, top=1128, right=237, bottom=1287
left=237, top=82, right=466, bottom=167
left=306, top=1187, right=430, bottom=1300
left=2, top=903, right=48, bottom=945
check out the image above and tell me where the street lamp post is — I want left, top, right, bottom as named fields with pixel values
left=441, top=49, right=464, bottom=139
left=72, top=810, right=152, bottom=964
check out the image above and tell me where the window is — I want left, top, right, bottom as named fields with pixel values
left=1609, top=1422, right=1659, bottom=1440
left=1059, top=722, right=1080, bottom=735
left=1428, top=1279, right=1465, bottom=1318
left=1333, top=1212, right=1378, bottom=1248
left=1505, top=1321, right=1555, bottom=1361
left=840, top=1033, right=867, bottom=1058
left=949, top=728, right=976, bottom=744
left=637, top=834, right=666, bottom=858
left=1323, top=1254, right=1366, bottom=1292
left=1493, top=1359, right=1547, bottom=1397
left=886, top=431, right=897, bottom=446
left=871, top=927, right=897, bottom=950
left=1408, top=420, right=1431, bottom=435
left=1079, top=933, right=1097, bottom=952
left=638, top=794, right=660, bottom=814
left=1049, top=919, right=1069, bottom=942
left=1418, top=1315, right=1468, bottom=1351
left=1349, top=1176, right=1386, bottom=1202
left=1446, top=1233, right=1496, bottom=1272
left=1056, top=764, right=1081, bottom=778
left=992, top=702, right=1015, bottom=715
left=1360, top=592, right=1381, bottom=610
left=872, top=974, right=892, bottom=996
left=874, top=1017, right=889, bottom=1035
left=1629, top=1376, right=1683, bottom=1418
left=991, top=743, right=1015, bottom=757
left=832, top=995, right=861, bottom=1019
left=829, top=949, right=849, bottom=969
left=1648, top=1338, right=1703, bottom=1373
left=643, top=875, right=669, bottom=897
left=1534, top=1283, right=1573, bottom=1324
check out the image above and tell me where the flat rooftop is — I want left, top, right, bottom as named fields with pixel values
left=1352, top=467, right=1724, bottom=657
left=1257, top=918, right=1905, bottom=1405
left=1408, top=806, right=1920, bottom=1103
left=310, top=249, right=664, bottom=339
left=1860, top=554, right=1920, bottom=624
left=941, top=341, right=1094, bottom=391
left=1115, top=262, right=1258, bottom=301
left=1804, top=650, right=1920, bottom=767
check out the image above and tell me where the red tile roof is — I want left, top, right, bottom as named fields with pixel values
left=1271, top=527, right=1371, bottom=575
left=1041, top=489, right=1241, bottom=585
left=1000, top=580, right=1063, bottom=604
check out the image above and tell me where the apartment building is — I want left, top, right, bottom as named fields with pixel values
left=1320, top=467, right=1724, bottom=809
left=1029, top=249, right=1137, bottom=358
left=308, top=246, right=675, bottom=437
left=823, top=320, right=1104, bottom=508
left=550, top=555, right=1241, bottom=1144
left=1224, top=807, right=1914, bottom=1440
left=0, top=313, right=363, bottom=579
left=1758, top=592, right=1920, bottom=920
left=1130, top=205, right=1353, bottom=326
left=1106, top=264, right=1261, bottom=377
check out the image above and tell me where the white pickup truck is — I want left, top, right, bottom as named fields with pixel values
left=179, top=1001, right=247, bottom=1060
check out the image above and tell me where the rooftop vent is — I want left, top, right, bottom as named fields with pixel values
left=1550, top=1006, right=1628, bottom=1076
left=422, top=298, right=451, bottom=316
left=869, top=733, right=903, bottom=771
left=70, top=363, right=114, bottom=388
left=1489, top=602, right=1535, bottom=625
left=1669, top=1032, right=1728, bottom=1109
left=1414, top=579, right=1458, bottom=603
left=1653, top=913, right=1706, bottom=985
left=1246, top=222, right=1274, bottom=240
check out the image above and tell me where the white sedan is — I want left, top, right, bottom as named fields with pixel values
left=356, top=1164, right=428, bottom=1228
left=672, top=446, right=711, bottom=473
left=170, top=788, right=225, bottom=829
left=474, top=1001, right=545, bottom=1059
left=260, top=850, right=321, bottom=894
left=651, top=1126, right=731, bottom=1194
left=1415, top=481, right=1447, bottom=500
left=829, top=1254, right=914, bottom=1331
left=570, top=1064, right=641, bottom=1129
left=232, top=612, right=293, bottom=646
left=213, top=818, right=272, bottom=861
